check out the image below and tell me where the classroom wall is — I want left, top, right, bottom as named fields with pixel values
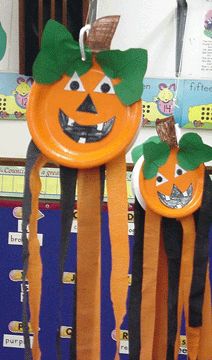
left=97, top=0, right=212, bottom=164
left=0, top=0, right=211, bottom=165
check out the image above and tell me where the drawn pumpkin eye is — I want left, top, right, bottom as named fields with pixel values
left=156, top=172, right=168, bottom=186
left=175, top=164, right=187, bottom=177
left=64, top=72, right=85, bottom=92
left=94, top=76, right=115, bottom=94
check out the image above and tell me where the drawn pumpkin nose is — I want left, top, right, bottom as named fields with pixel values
left=77, top=94, right=98, bottom=114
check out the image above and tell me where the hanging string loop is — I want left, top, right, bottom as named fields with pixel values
left=79, top=24, right=91, bottom=61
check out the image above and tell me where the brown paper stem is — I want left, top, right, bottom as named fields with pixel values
left=106, top=153, right=129, bottom=360
left=156, top=116, right=178, bottom=148
left=139, top=207, right=161, bottom=360
left=27, top=154, right=47, bottom=360
left=86, top=16, right=120, bottom=53
left=77, top=167, right=101, bottom=360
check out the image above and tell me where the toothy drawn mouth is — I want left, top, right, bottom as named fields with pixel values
left=59, top=110, right=115, bottom=143
left=157, top=184, right=193, bottom=209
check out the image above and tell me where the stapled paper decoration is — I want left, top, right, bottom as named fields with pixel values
left=129, top=116, right=212, bottom=360
left=22, top=18, right=147, bottom=360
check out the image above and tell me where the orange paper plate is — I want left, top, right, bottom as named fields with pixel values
left=27, top=62, right=141, bottom=169
left=133, top=148, right=205, bottom=218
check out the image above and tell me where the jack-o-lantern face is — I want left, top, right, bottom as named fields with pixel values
left=138, top=148, right=205, bottom=218
left=27, top=61, right=141, bottom=168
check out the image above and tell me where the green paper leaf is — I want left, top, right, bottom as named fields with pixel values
left=0, top=22, right=6, bottom=61
left=131, top=136, right=160, bottom=164
left=33, top=20, right=92, bottom=83
left=143, top=161, right=158, bottom=179
left=32, top=20, right=148, bottom=106
left=178, top=133, right=212, bottom=170
left=96, top=48, right=148, bottom=105
left=143, top=141, right=170, bottom=179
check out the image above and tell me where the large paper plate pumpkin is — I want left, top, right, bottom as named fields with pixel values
left=27, top=60, right=141, bottom=168
left=22, top=18, right=147, bottom=360
left=129, top=117, right=212, bottom=360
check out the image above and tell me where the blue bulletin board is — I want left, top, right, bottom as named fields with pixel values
left=0, top=199, right=211, bottom=359
left=0, top=200, right=133, bottom=360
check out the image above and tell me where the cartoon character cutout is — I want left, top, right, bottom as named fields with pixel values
left=13, top=77, right=33, bottom=109
left=0, top=77, right=33, bottom=119
left=155, top=83, right=176, bottom=116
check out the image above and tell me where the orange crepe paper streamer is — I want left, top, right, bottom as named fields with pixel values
left=174, top=275, right=183, bottom=358
left=152, top=230, right=168, bottom=359
left=174, top=216, right=199, bottom=360
left=27, top=155, right=47, bottom=360
left=198, top=267, right=212, bottom=359
left=106, top=153, right=129, bottom=360
left=140, top=207, right=161, bottom=360
left=77, top=168, right=101, bottom=360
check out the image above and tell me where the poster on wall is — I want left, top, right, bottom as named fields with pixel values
left=141, top=78, right=176, bottom=127
left=0, top=73, right=211, bottom=130
left=177, top=79, right=212, bottom=129
left=0, top=73, right=33, bottom=120
left=141, top=78, right=212, bottom=129
left=181, top=0, right=212, bottom=79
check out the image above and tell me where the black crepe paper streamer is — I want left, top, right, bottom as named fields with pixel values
left=55, top=166, right=77, bottom=360
left=189, top=170, right=212, bottom=327
left=128, top=202, right=183, bottom=360
left=128, top=199, right=145, bottom=360
left=162, top=217, right=183, bottom=360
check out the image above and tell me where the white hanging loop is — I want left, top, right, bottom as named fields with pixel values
left=79, top=24, right=91, bottom=61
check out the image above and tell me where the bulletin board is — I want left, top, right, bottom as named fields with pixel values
left=1, top=198, right=204, bottom=359
left=0, top=199, right=134, bottom=360
left=0, top=161, right=211, bottom=359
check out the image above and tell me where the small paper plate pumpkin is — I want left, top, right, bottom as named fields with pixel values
left=136, top=146, right=205, bottom=218
left=132, top=134, right=211, bottom=218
